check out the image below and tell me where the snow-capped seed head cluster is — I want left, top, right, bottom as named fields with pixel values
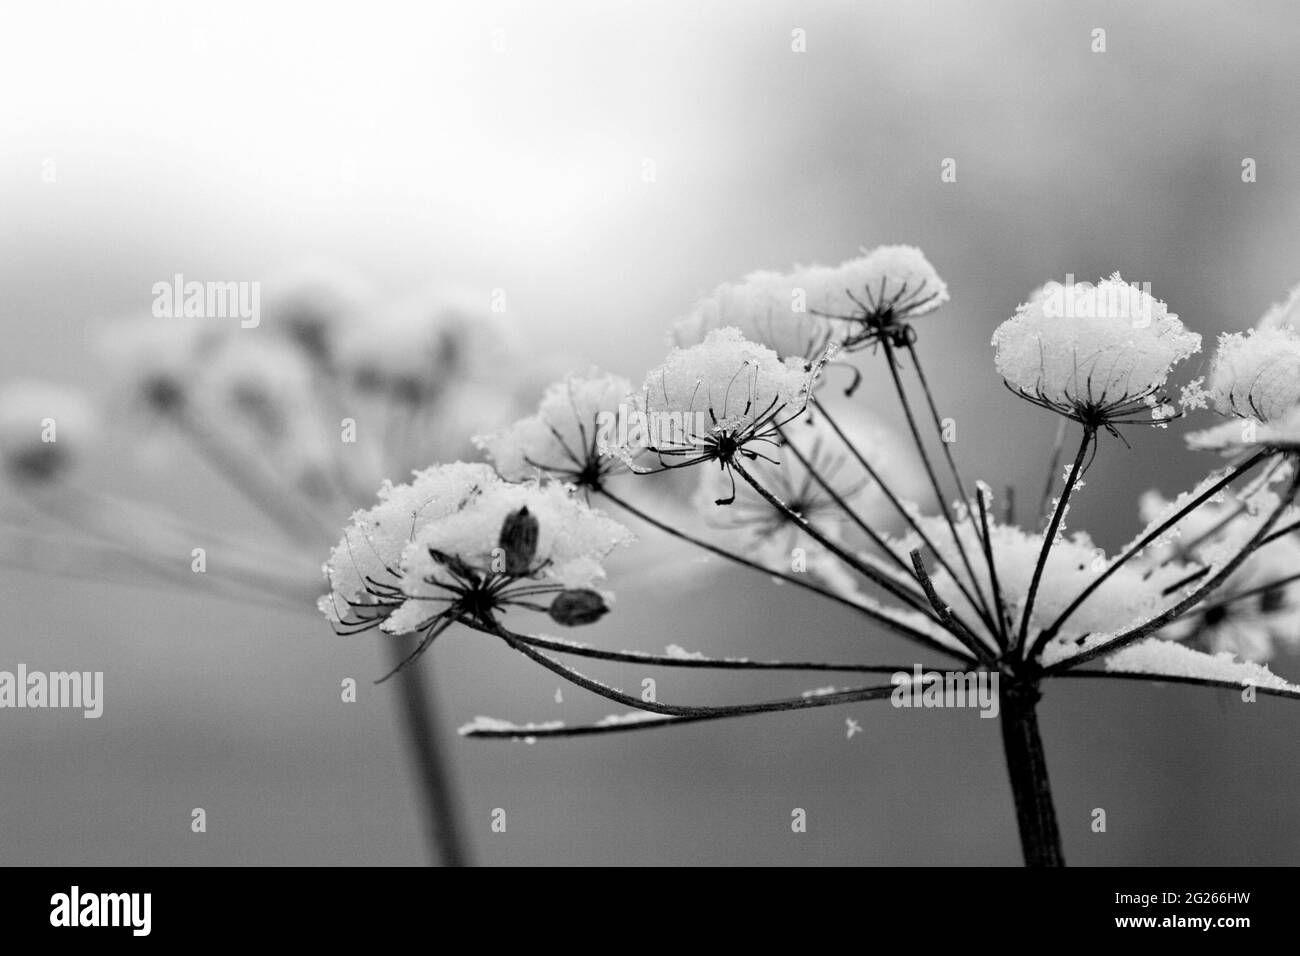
left=898, top=511, right=1193, bottom=651
left=0, top=381, right=96, bottom=485
left=476, top=370, right=634, bottom=486
left=1206, top=327, right=1300, bottom=422
left=319, top=462, right=499, bottom=630
left=633, top=327, right=815, bottom=468
left=336, top=289, right=513, bottom=402
left=671, top=270, right=837, bottom=363
left=992, top=274, right=1200, bottom=426
left=1257, top=283, right=1300, bottom=333
left=1139, top=487, right=1300, bottom=663
left=796, top=245, right=949, bottom=349
left=388, top=480, right=632, bottom=634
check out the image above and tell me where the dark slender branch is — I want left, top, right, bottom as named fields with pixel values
left=879, top=335, right=999, bottom=634
left=908, top=550, right=997, bottom=664
left=510, top=632, right=927, bottom=674
left=812, top=397, right=995, bottom=635
left=1017, top=425, right=1094, bottom=655
left=728, top=459, right=970, bottom=660
left=1044, top=465, right=1300, bottom=674
left=1029, top=450, right=1270, bottom=659
left=597, top=487, right=968, bottom=662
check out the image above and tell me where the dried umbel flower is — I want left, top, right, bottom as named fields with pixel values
left=1206, top=326, right=1300, bottom=422
left=319, top=461, right=499, bottom=634
left=476, top=370, right=634, bottom=488
left=631, top=327, right=817, bottom=502
left=797, top=244, right=949, bottom=351
left=0, top=381, right=95, bottom=485
left=992, top=274, right=1201, bottom=432
left=672, top=269, right=837, bottom=363
left=1141, top=487, right=1300, bottom=662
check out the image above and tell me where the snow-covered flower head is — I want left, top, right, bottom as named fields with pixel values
left=897, top=505, right=1193, bottom=653
left=672, top=270, right=836, bottom=363
left=319, top=462, right=498, bottom=634
left=992, top=274, right=1200, bottom=432
left=796, top=245, right=949, bottom=351
left=1258, top=282, right=1300, bottom=333
left=1205, top=327, right=1300, bottom=423
left=631, top=327, right=817, bottom=501
left=1186, top=406, right=1300, bottom=456
left=337, top=289, right=513, bottom=402
left=476, top=370, right=635, bottom=488
left=320, top=466, right=632, bottom=675
left=0, top=381, right=96, bottom=485
left=1139, top=486, right=1300, bottom=662
left=693, top=414, right=872, bottom=556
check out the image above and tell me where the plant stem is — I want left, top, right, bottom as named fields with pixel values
left=999, top=682, right=1064, bottom=867
left=386, top=637, right=469, bottom=867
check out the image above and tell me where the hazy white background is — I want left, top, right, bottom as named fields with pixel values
left=3, top=0, right=1300, bottom=864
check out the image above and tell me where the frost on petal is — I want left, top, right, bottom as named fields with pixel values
left=1206, top=327, right=1300, bottom=422
left=476, top=370, right=634, bottom=483
left=319, top=462, right=498, bottom=627
left=1104, top=638, right=1300, bottom=695
left=992, top=274, right=1200, bottom=421
left=0, top=380, right=97, bottom=484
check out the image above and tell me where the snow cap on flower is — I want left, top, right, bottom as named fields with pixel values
left=476, top=370, right=635, bottom=486
left=897, top=506, right=1193, bottom=652
left=792, top=245, right=948, bottom=350
left=0, top=380, right=96, bottom=484
left=1139, top=487, right=1300, bottom=662
left=319, top=461, right=498, bottom=630
left=1205, top=326, right=1300, bottom=422
left=1257, top=282, right=1300, bottom=333
left=336, top=288, right=513, bottom=401
left=672, top=270, right=837, bottom=363
left=992, top=273, right=1200, bottom=426
left=632, top=327, right=814, bottom=474
left=388, top=480, right=633, bottom=635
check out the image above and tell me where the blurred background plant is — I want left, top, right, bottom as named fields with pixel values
left=5, top=0, right=1300, bottom=864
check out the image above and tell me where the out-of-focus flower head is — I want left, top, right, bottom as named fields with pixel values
left=96, top=316, right=224, bottom=417
left=0, top=380, right=96, bottom=485
left=992, top=273, right=1200, bottom=433
left=476, top=370, right=635, bottom=488
left=1139, top=484, right=1300, bottom=662
left=1257, top=282, right=1300, bottom=333
left=630, top=327, right=817, bottom=501
left=1205, top=326, right=1300, bottom=423
left=672, top=270, right=837, bottom=364
left=336, top=287, right=514, bottom=403
left=261, top=263, right=370, bottom=368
